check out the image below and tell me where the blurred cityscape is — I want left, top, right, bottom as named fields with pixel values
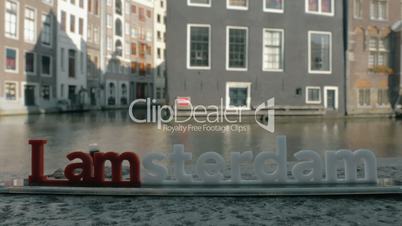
left=0, top=0, right=401, bottom=117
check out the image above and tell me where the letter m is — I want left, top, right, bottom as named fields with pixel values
left=325, top=149, right=378, bottom=183
left=94, top=152, right=140, bottom=187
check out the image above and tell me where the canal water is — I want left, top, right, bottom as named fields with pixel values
left=1, top=110, right=402, bottom=181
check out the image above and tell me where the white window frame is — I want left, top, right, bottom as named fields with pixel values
left=353, top=0, right=363, bottom=19
left=305, top=86, right=322, bottom=104
left=308, top=31, right=332, bottom=74
left=24, top=6, right=37, bottom=43
left=262, top=28, right=285, bottom=72
left=370, top=0, right=388, bottom=21
left=226, top=26, right=249, bottom=71
left=41, top=55, right=52, bottom=77
left=376, top=88, right=390, bottom=107
left=24, top=51, right=36, bottom=76
left=227, top=0, right=249, bottom=10
left=4, top=47, right=18, bottom=73
left=263, top=0, right=284, bottom=13
left=357, top=88, right=372, bottom=108
left=324, top=86, right=339, bottom=109
left=187, top=0, right=211, bottom=7
left=305, top=0, right=335, bottom=16
left=4, top=81, right=19, bottom=102
left=4, top=0, right=19, bottom=40
left=186, top=24, right=211, bottom=70
left=226, top=82, right=252, bottom=110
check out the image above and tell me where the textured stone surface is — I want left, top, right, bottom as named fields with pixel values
left=0, top=158, right=401, bottom=225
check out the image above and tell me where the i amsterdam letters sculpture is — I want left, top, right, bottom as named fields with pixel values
left=28, top=136, right=378, bottom=188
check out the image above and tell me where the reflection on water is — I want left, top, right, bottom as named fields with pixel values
left=1, top=110, right=402, bottom=180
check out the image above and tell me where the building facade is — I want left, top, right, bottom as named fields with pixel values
left=0, top=0, right=160, bottom=114
left=56, top=0, right=88, bottom=109
left=0, top=0, right=58, bottom=114
left=153, top=0, right=167, bottom=103
left=100, top=0, right=155, bottom=109
left=346, top=0, right=401, bottom=115
left=87, top=0, right=102, bottom=109
left=167, top=0, right=346, bottom=114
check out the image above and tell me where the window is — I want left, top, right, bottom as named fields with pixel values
left=226, top=82, right=251, bottom=110
left=227, top=0, right=248, bottom=10
left=24, top=8, right=36, bottom=42
left=354, top=0, right=363, bottom=18
left=187, top=24, right=211, bottom=69
left=157, top=48, right=161, bottom=59
left=61, top=11, right=66, bottom=31
left=5, top=48, right=18, bottom=72
left=368, top=37, right=389, bottom=67
left=94, top=0, right=99, bottom=15
left=309, top=31, right=332, bottom=73
left=306, top=87, right=321, bottom=104
left=264, top=0, right=284, bottom=13
left=79, top=18, right=84, bottom=35
left=116, top=0, right=122, bottom=15
left=370, top=0, right=388, bottom=20
left=61, top=48, right=65, bottom=72
left=358, top=89, right=371, bottom=106
left=131, top=43, right=137, bottom=56
left=68, top=50, right=76, bottom=78
left=4, top=82, right=17, bottom=101
left=25, top=52, right=35, bottom=74
left=306, top=0, right=334, bottom=16
left=41, top=56, right=51, bottom=76
left=188, top=0, right=211, bottom=7
left=227, top=27, right=248, bottom=70
left=5, top=0, right=18, bottom=38
left=263, top=29, right=284, bottom=71
left=88, top=0, right=92, bottom=12
left=115, top=19, right=122, bottom=36
left=139, top=63, right=146, bottom=76
left=70, top=15, right=75, bottom=33
left=41, top=85, right=50, bottom=100
left=377, top=89, right=389, bottom=106
left=41, top=14, right=52, bottom=46
left=115, top=40, right=123, bottom=56
left=131, top=62, right=137, bottom=73
left=121, top=84, right=128, bottom=105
